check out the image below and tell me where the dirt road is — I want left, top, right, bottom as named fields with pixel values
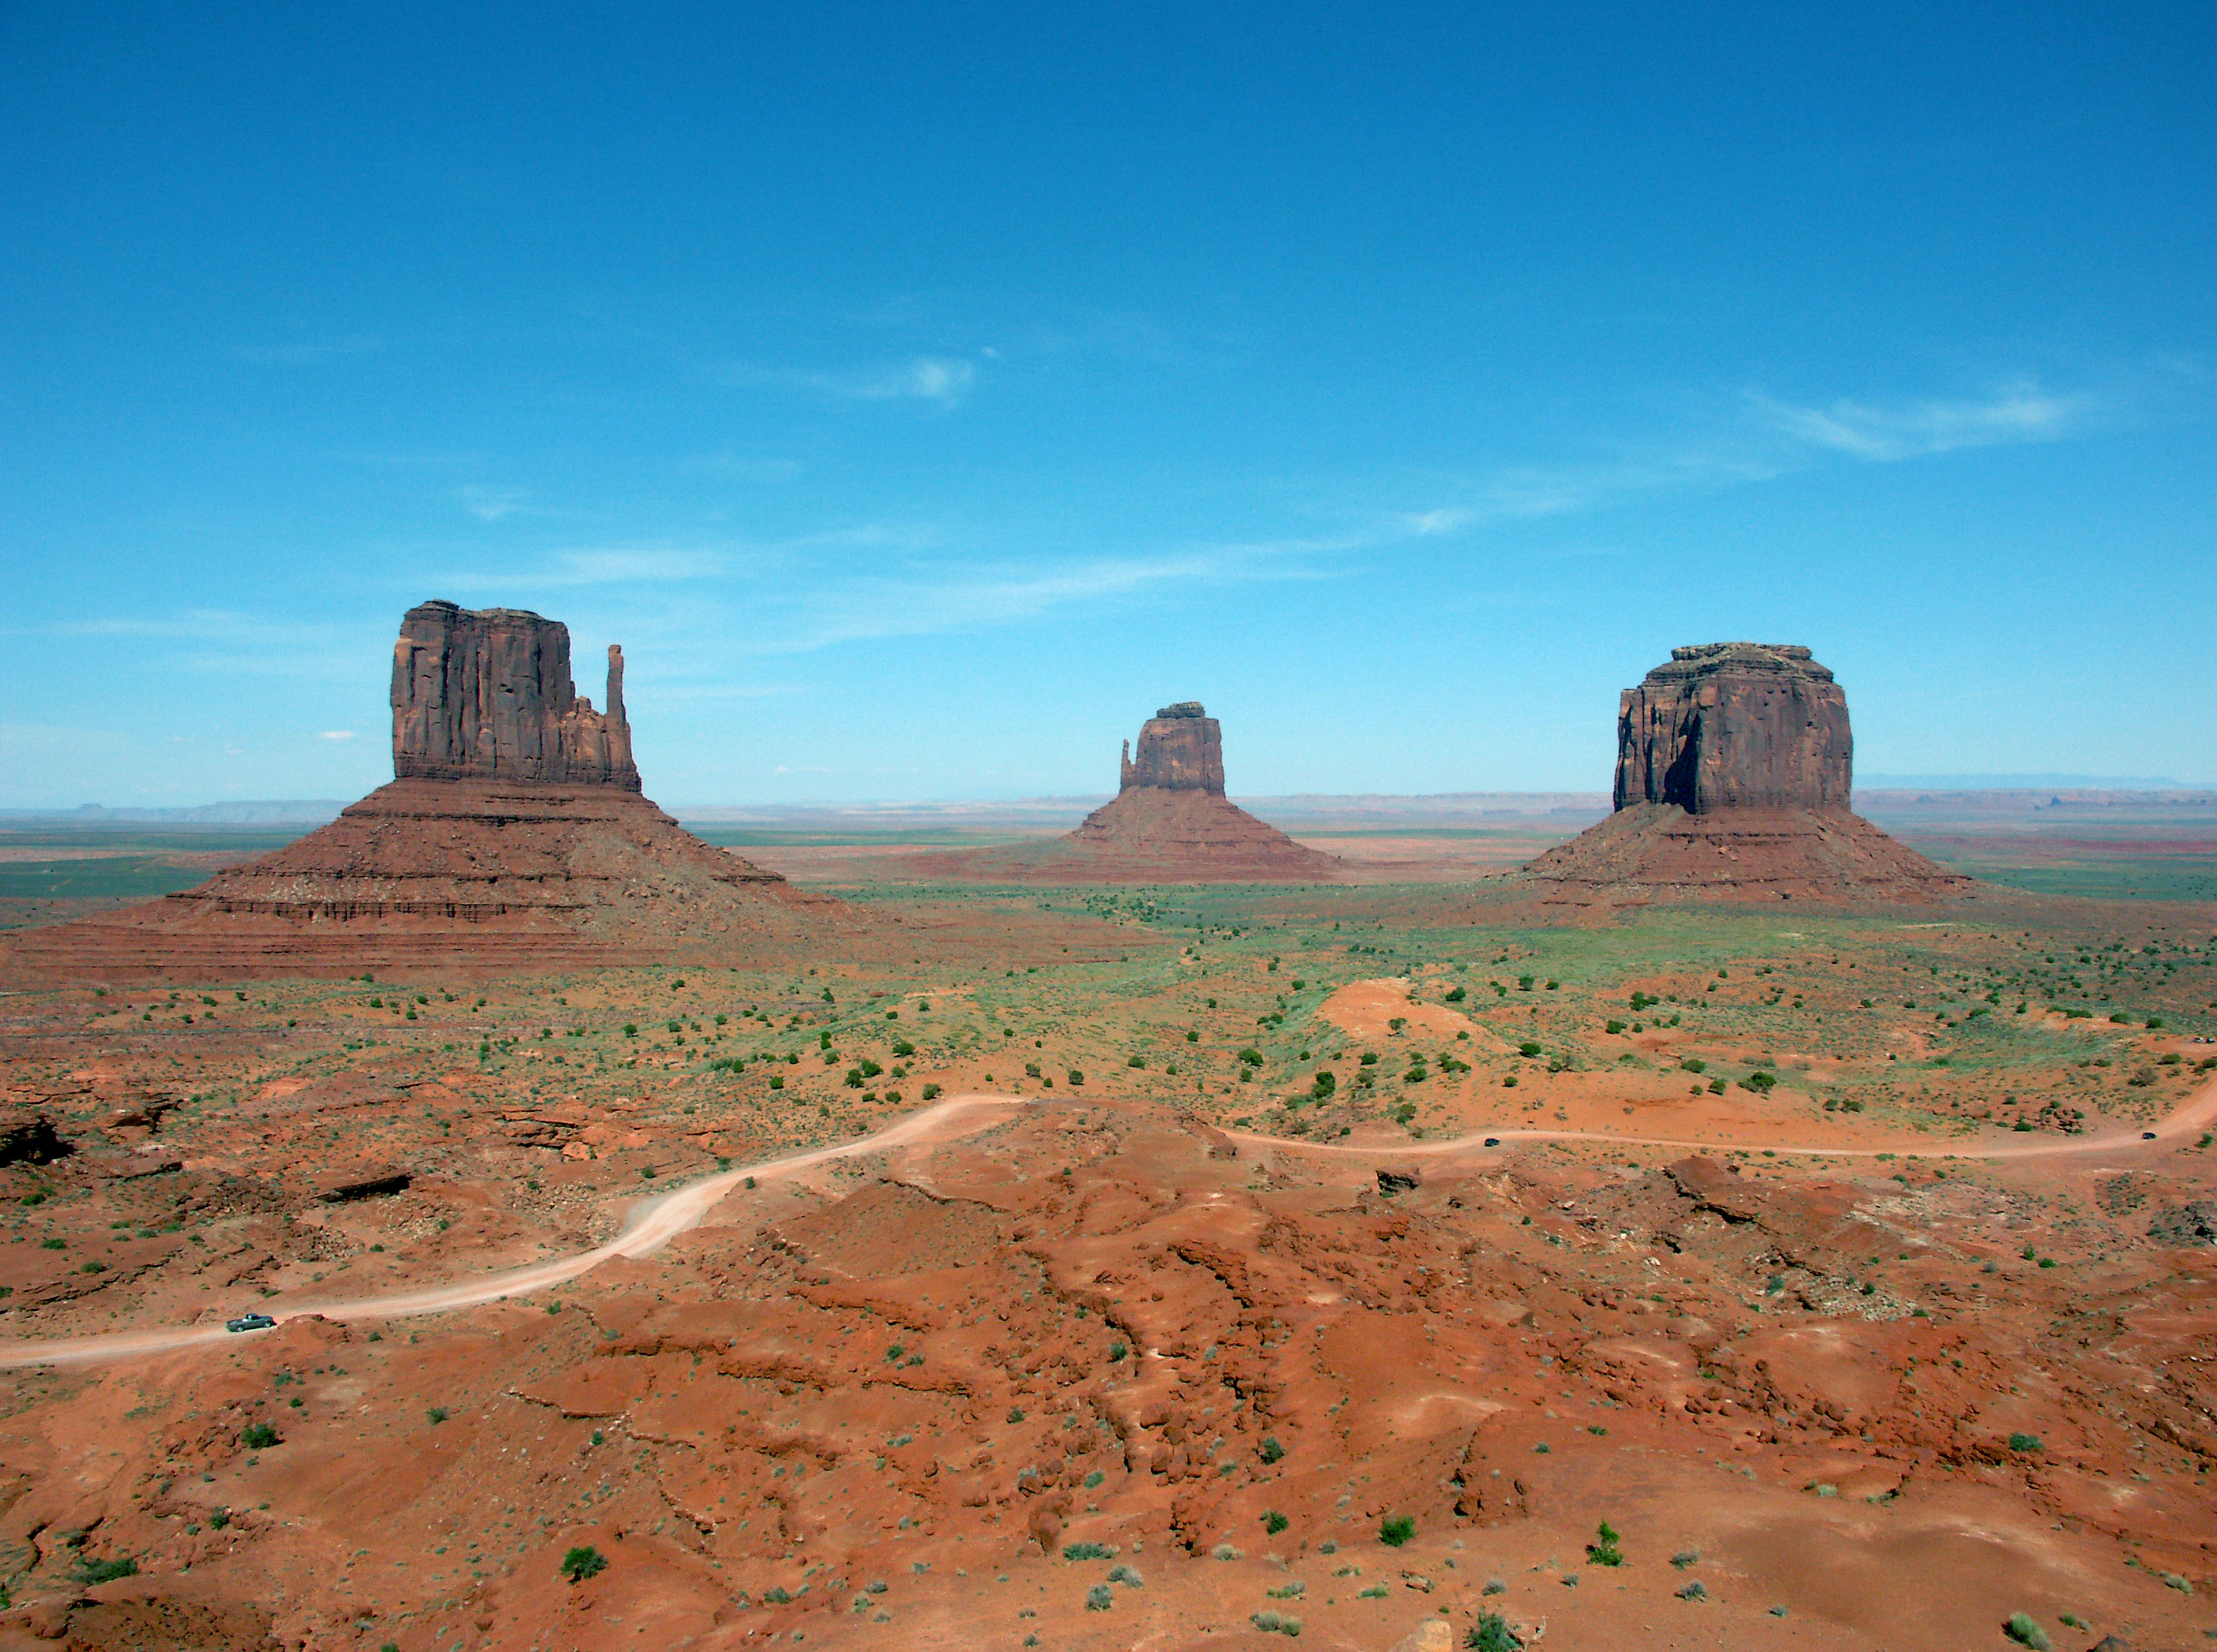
left=7, top=1075, right=2214, bottom=1371
left=0, top=1094, right=1022, bottom=1371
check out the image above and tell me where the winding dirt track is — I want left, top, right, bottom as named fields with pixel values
left=0, top=1094, right=1024, bottom=1372
left=5, top=1075, right=2215, bottom=1371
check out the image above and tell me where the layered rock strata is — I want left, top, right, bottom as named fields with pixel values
left=393, top=601, right=638, bottom=787
left=922, top=702, right=1339, bottom=883
left=1614, top=642, right=1852, bottom=813
left=2, top=603, right=855, bottom=979
left=1119, top=702, right=1226, bottom=794
left=1522, top=644, right=1970, bottom=906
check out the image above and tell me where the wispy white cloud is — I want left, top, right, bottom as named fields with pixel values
left=317, top=730, right=356, bottom=741
left=457, top=485, right=532, bottom=522
left=1757, top=381, right=2094, bottom=461
left=724, top=356, right=980, bottom=406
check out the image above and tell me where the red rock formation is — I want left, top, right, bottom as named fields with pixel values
left=922, top=702, right=1340, bottom=883
left=392, top=601, right=638, bottom=788
left=1119, top=702, right=1226, bottom=794
left=1614, top=642, right=1851, bottom=813
left=1, top=603, right=861, bottom=980
left=1522, top=644, right=1972, bottom=906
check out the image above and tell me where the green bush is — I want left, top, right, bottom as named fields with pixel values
left=2003, top=1613, right=2051, bottom=1650
left=1086, top=1583, right=1113, bottom=1610
left=1062, top=1541, right=1113, bottom=1561
left=72, top=1555, right=137, bottom=1586
left=1469, top=1613, right=1522, bottom=1651
left=1263, top=1509, right=1289, bottom=1534
left=1587, top=1522, right=1623, bottom=1567
left=1250, top=1610, right=1302, bottom=1637
left=1259, top=1435, right=1285, bottom=1464
left=240, top=1422, right=280, bottom=1450
left=1238, top=1048, right=1265, bottom=1067
left=561, top=1545, right=606, bottom=1583
left=1744, top=1071, right=1778, bottom=1093
left=1518, top=1040, right=1542, bottom=1057
left=2007, top=1432, right=2042, bottom=1453
left=1379, top=1514, right=1414, bottom=1547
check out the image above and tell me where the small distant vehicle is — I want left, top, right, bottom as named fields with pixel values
left=225, top=1312, right=276, bottom=1334
left=1483, top=1137, right=1501, bottom=1148
left=2143, top=1131, right=2159, bottom=1141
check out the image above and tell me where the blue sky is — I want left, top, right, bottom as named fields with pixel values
left=3, top=2, right=2212, bottom=806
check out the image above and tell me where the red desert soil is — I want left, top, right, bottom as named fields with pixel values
left=7, top=1078, right=2217, bottom=1651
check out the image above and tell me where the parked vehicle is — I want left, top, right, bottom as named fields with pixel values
left=225, top=1312, right=276, bottom=1334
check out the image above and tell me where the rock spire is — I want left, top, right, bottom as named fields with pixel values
left=391, top=601, right=639, bottom=788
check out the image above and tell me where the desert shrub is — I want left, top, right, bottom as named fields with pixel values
left=921, top=1083, right=942, bottom=1100
left=1676, top=1579, right=1706, bottom=1600
left=1238, top=1048, right=1264, bottom=1067
left=561, top=1546, right=606, bottom=1583
left=1263, top=1509, right=1288, bottom=1534
left=1469, top=1614, right=1521, bottom=1651
left=1587, top=1522, right=1623, bottom=1566
left=1605, top=1019, right=1625, bottom=1034
left=1086, top=1584, right=1113, bottom=1610
left=1312, top=1070, right=1336, bottom=1098
left=2002, top=1613, right=2050, bottom=1650
left=1744, top=1071, right=1778, bottom=1093
left=1670, top=1549, right=1699, bottom=1568
left=1108, top=1564, right=1142, bottom=1586
left=1250, top=1609, right=1301, bottom=1636
left=2007, top=1432, right=2043, bottom=1453
left=1267, top=1579, right=1304, bottom=1598
left=1259, top=1435, right=1285, bottom=1464
left=240, top=1422, right=280, bottom=1449
left=1062, top=1541, right=1113, bottom=1561
left=1518, top=1040, right=1543, bottom=1057
left=1379, top=1514, right=1414, bottom=1547
left=1680, top=1057, right=1705, bottom=1074
left=72, top=1555, right=137, bottom=1586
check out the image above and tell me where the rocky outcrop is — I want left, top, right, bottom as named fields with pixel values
left=1517, top=642, right=1972, bottom=907
left=1119, top=702, right=1225, bottom=795
left=2, top=601, right=868, bottom=980
left=921, top=701, right=1339, bottom=883
left=1614, top=643, right=1851, bottom=814
left=392, top=601, right=638, bottom=788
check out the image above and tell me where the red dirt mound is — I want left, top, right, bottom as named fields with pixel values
left=1516, top=801, right=1976, bottom=906
left=0, top=779, right=859, bottom=982
left=917, top=787, right=1342, bottom=883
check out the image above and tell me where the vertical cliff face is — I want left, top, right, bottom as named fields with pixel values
left=1613, top=643, right=1852, bottom=814
left=390, top=601, right=639, bottom=788
left=1119, top=702, right=1226, bottom=795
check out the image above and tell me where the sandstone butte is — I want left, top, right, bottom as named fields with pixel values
left=1519, top=642, right=1975, bottom=906
left=0, top=601, right=858, bottom=981
left=919, top=702, right=1342, bottom=883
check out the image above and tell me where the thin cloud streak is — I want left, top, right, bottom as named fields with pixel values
left=1757, top=381, right=2095, bottom=461
left=722, top=356, right=980, bottom=405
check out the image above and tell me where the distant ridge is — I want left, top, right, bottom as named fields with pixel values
left=1857, top=773, right=2191, bottom=790
left=0, top=801, right=348, bottom=826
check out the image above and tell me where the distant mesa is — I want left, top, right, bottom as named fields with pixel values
left=1521, top=642, right=1973, bottom=905
left=1, top=601, right=858, bottom=980
left=919, top=702, right=1340, bottom=884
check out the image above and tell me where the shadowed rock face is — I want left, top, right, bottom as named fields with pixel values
left=1614, top=642, right=1852, bottom=814
left=391, top=601, right=639, bottom=788
left=1119, top=701, right=1225, bottom=795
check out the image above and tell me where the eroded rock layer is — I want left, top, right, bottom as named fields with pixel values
left=927, top=702, right=1339, bottom=883
left=1522, top=643, right=1970, bottom=906
left=1, top=603, right=861, bottom=979
left=1615, top=642, right=1851, bottom=813
left=1519, top=801, right=1975, bottom=906
left=1119, top=702, right=1225, bottom=794
left=393, top=601, right=639, bottom=788
left=0, top=781, right=851, bottom=979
